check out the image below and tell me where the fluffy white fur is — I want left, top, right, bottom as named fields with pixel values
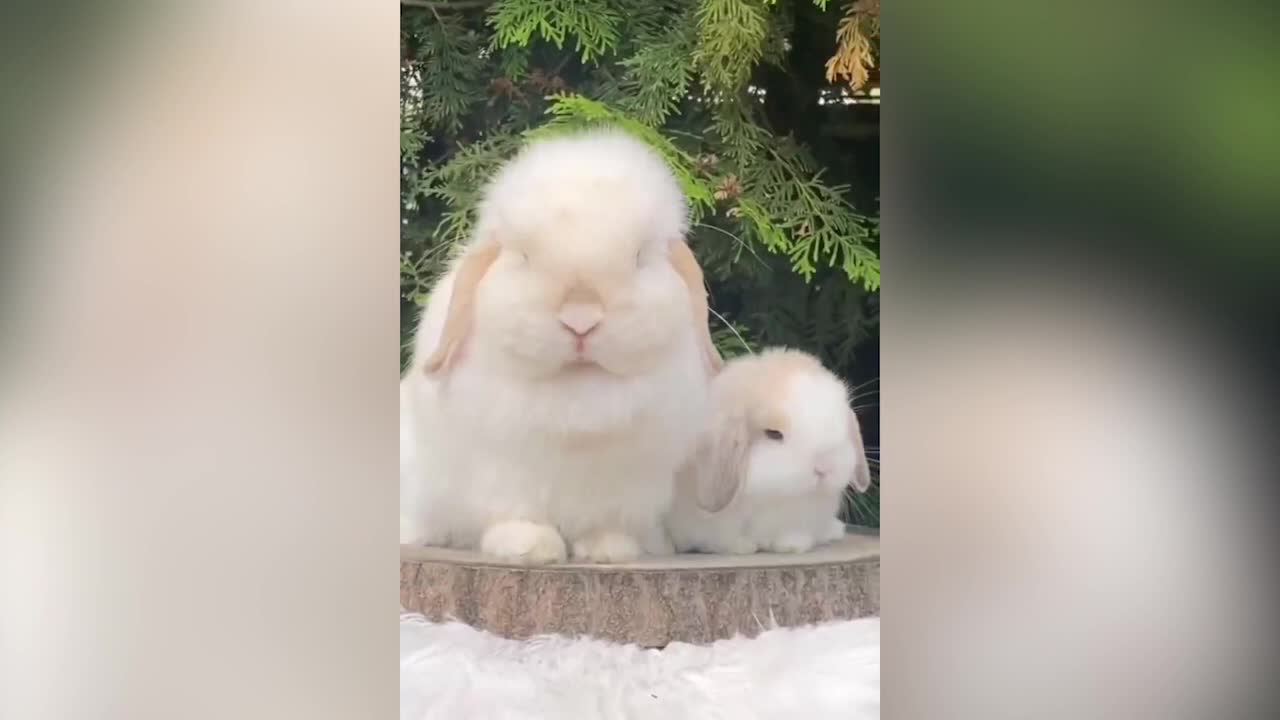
left=667, top=349, right=870, bottom=554
left=399, top=379, right=420, bottom=544
left=400, top=612, right=880, bottom=720
left=401, top=130, right=712, bottom=563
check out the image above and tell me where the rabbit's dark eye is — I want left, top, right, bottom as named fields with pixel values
left=764, top=429, right=784, bottom=441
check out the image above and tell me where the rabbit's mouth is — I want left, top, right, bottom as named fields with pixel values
left=561, top=358, right=628, bottom=380
left=564, top=357, right=606, bottom=372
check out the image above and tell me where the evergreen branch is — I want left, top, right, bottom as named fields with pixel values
left=405, top=13, right=487, bottom=134
left=709, top=100, right=769, bottom=164
left=692, top=0, right=770, bottom=94
left=760, top=4, right=795, bottom=67
left=401, top=1, right=495, bottom=10
left=694, top=222, right=769, bottom=269
left=489, top=0, right=621, bottom=63
left=727, top=137, right=879, bottom=289
left=419, top=132, right=524, bottom=245
left=825, top=0, right=879, bottom=91
left=616, top=22, right=697, bottom=126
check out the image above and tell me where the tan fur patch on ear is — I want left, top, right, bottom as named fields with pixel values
left=423, top=243, right=500, bottom=374
left=668, top=240, right=724, bottom=376
left=697, top=410, right=751, bottom=512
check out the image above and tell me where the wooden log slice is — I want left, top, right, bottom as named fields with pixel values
left=400, top=528, right=879, bottom=647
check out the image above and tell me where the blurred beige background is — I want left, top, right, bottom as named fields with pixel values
left=2, top=1, right=1276, bottom=719
left=2, top=3, right=400, bottom=718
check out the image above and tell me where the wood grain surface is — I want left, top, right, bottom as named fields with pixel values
left=400, top=530, right=879, bottom=646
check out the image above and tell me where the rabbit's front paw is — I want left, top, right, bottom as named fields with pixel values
left=571, top=530, right=641, bottom=563
left=705, top=536, right=758, bottom=555
left=639, top=526, right=676, bottom=556
left=480, top=521, right=568, bottom=565
left=821, top=518, right=848, bottom=543
left=766, top=532, right=816, bottom=554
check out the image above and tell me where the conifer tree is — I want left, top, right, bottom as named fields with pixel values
left=401, top=0, right=880, bottom=524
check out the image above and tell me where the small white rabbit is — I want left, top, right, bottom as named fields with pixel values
left=399, top=129, right=722, bottom=564
left=666, top=348, right=873, bottom=554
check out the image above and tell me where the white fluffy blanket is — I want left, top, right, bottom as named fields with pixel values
left=400, top=612, right=879, bottom=720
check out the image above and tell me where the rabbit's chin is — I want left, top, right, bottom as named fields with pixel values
left=485, top=346, right=653, bottom=386
left=512, top=351, right=676, bottom=385
left=559, top=350, right=673, bottom=379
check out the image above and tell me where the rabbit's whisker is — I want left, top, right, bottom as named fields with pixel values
left=708, top=306, right=752, bottom=355
left=848, top=377, right=879, bottom=393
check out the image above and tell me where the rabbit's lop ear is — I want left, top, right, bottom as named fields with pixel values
left=423, top=243, right=500, bottom=374
left=696, top=412, right=750, bottom=512
left=847, top=408, right=873, bottom=492
left=668, top=239, right=724, bottom=376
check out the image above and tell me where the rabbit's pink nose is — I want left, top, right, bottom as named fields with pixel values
left=558, top=303, right=603, bottom=337
left=814, top=458, right=833, bottom=478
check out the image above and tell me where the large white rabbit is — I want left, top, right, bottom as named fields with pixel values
left=400, top=129, right=722, bottom=564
